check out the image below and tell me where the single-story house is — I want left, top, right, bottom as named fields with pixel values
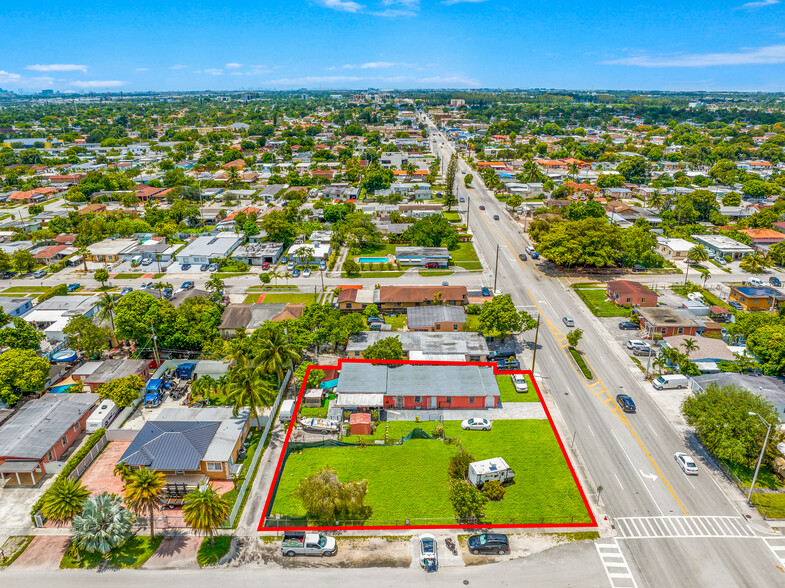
left=86, top=238, right=138, bottom=263
left=118, top=406, right=249, bottom=480
left=32, top=244, right=75, bottom=265
left=334, top=363, right=500, bottom=410
left=378, top=285, right=467, bottom=313
left=346, top=331, right=489, bottom=362
left=120, top=239, right=179, bottom=263
left=693, top=235, right=754, bottom=261
left=637, top=307, right=699, bottom=339
left=286, top=242, right=330, bottom=264
left=661, top=335, right=739, bottom=373
left=218, top=303, right=306, bottom=337
left=656, top=237, right=694, bottom=261
left=175, top=234, right=243, bottom=266
left=0, top=297, right=33, bottom=318
left=729, top=286, right=784, bottom=312
left=395, top=246, right=450, bottom=268
left=22, top=296, right=100, bottom=341
left=407, top=305, right=467, bottom=332
left=74, top=359, right=154, bottom=392
left=738, top=228, right=785, bottom=248
left=607, top=280, right=658, bottom=308
left=0, top=393, right=100, bottom=485
left=231, top=242, right=285, bottom=266
left=337, top=288, right=379, bottom=313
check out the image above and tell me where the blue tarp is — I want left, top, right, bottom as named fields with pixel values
left=319, top=378, right=338, bottom=390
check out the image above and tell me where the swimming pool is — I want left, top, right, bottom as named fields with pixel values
left=358, top=257, right=389, bottom=263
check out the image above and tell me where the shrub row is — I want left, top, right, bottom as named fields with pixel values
left=29, top=427, right=106, bottom=524
left=37, top=283, right=67, bottom=303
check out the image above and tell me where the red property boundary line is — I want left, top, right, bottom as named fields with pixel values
left=258, top=358, right=598, bottom=532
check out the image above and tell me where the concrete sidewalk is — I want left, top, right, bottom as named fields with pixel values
left=385, top=403, right=546, bottom=422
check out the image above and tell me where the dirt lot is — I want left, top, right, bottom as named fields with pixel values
left=228, top=536, right=412, bottom=568
left=9, top=535, right=70, bottom=570
left=459, top=532, right=599, bottom=566
left=80, top=441, right=131, bottom=496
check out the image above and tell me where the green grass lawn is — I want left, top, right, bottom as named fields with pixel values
left=244, top=293, right=260, bottom=303
left=197, top=536, right=232, bottom=567
left=257, top=293, right=317, bottom=304
left=341, top=271, right=405, bottom=278
left=2, top=286, right=49, bottom=292
left=114, top=273, right=144, bottom=279
left=60, top=536, right=163, bottom=569
left=496, top=374, right=538, bottom=402
left=465, top=314, right=481, bottom=332
left=273, top=420, right=591, bottom=525
left=569, top=347, right=594, bottom=379
left=573, top=287, right=630, bottom=317
left=443, top=212, right=461, bottom=223
left=358, top=243, right=398, bottom=256
left=451, top=241, right=480, bottom=262
left=721, top=458, right=784, bottom=490
left=385, top=315, right=407, bottom=331
left=751, top=493, right=785, bottom=518
left=0, top=536, right=33, bottom=567
left=215, top=272, right=251, bottom=279
left=419, top=269, right=454, bottom=276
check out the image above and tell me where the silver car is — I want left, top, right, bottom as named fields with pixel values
left=562, top=316, right=574, bottom=327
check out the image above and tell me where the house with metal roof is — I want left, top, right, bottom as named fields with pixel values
left=118, top=407, right=249, bottom=481
left=175, top=234, right=243, bottom=266
left=407, top=305, right=467, bottom=332
left=334, top=363, right=500, bottom=410
left=0, top=393, right=99, bottom=485
left=347, top=331, right=489, bottom=361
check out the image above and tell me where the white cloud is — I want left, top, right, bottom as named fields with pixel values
left=316, top=0, right=364, bottom=12
left=0, top=71, right=23, bottom=84
left=372, top=0, right=419, bottom=15
left=70, top=80, right=127, bottom=88
left=337, top=61, right=418, bottom=69
left=230, top=72, right=243, bottom=76
left=417, top=75, right=479, bottom=86
left=443, top=0, right=490, bottom=5
left=603, top=44, right=785, bottom=67
left=170, top=64, right=188, bottom=70
left=26, top=63, right=88, bottom=73
left=262, top=75, right=364, bottom=85
left=246, top=66, right=273, bottom=75
left=135, top=67, right=149, bottom=72
left=225, top=62, right=243, bottom=68
left=737, top=0, right=779, bottom=9
left=202, top=68, right=224, bottom=75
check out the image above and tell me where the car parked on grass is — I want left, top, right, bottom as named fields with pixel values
left=619, top=321, right=639, bottom=330
left=467, top=533, right=510, bottom=555
left=616, top=394, right=636, bottom=413
left=511, top=374, right=528, bottom=392
left=562, top=316, right=574, bottom=327
left=67, top=283, right=80, bottom=292
left=674, top=452, right=698, bottom=475
left=461, top=418, right=492, bottom=431
left=482, top=286, right=491, bottom=296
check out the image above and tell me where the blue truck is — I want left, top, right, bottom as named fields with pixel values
left=176, top=362, right=197, bottom=380
left=144, top=379, right=164, bottom=407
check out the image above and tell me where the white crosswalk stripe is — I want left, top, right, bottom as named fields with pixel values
left=615, top=516, right=756, bottom=539
left=763, top=538, right=785, bottom=568
left=596, top=539, right=638, bottom=588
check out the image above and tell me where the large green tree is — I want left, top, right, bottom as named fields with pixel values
left=362, top=336, right=404, bottom=360
left=63, top=315, right=111, bottom=357
left=536, top=218, right=622, bottom=268
left=97, top=375, right=145, bottom=407
left=123, top=468, right=166, bottom=539
left=0, top=348, right=49, bottom=406
left=0, top=316, right=44, bottom=350
left=402, top=215, right=459, bottom=249
left=41, top=478, right=90, bottom=525
left=223, top=354, right=277, bottom=425
left=747, top=325, right=785, bottom=376
left=294, top=465, right=372, bottom=523
left=182, top=485, right=231, bottom=545
left=478, top=294, right=536, bottom=340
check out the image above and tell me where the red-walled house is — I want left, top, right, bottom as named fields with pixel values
left=637, top=307, right=699, bottom=339
left=0, top=393, right=99, bottom=485
left=334, top=363, right=500, bottom=410
left=607, top=280, right=658, bottom=308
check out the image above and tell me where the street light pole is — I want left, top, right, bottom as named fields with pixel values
left=748, top=412, right=772, bottom=506
left=531, top=314, right=541, bottom=373
left=493, top=244, right=500, bottom=293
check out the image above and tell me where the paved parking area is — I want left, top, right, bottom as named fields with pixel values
left=80, top=441, right=131, bottom=496
left=10, top=536, right=69, bottom=570
left=386, top=404, right=546, bottom=422
left=143, top=535, right=201, bottom=570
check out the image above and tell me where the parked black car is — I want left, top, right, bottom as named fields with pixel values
left=618, top=321, right=639, bottom=330
left=770, top=276, right=782, bottom=287
left=631, top=264, right=646, bottom=272
left=467, top=533, right=510, bottom=555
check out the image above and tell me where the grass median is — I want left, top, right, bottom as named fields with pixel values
left=568, top=347, right=593, bottom=379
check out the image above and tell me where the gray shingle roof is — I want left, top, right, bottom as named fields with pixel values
left=0, top=393, right=99, bottom=460
left=119, top=421, right=220, bottom=470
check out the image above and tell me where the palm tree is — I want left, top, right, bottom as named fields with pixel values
left=266, top=269, right=283, bottom=287
left=684, top=244, right=709, bottom=285
left=71, top=493, right=133, bottom=555
left=256, top=328, right=301, bottom=386
left=182, top=485, right=231, bottom=545
left=647, top=190, right=664, bottom=210
left=77, top=245, right=90, bottom=272
left=681, top=338, right=697, bottom=356
left=223, top=354, right=277, bottom=425
left=113, top=463, right=133, bottom=485
left=740, top=252, right=769, bottom=274
left=96, top=293, right=118, bottom=344
left=567, top=162, right=580, bottom=181
left=190, top=375, right=218, bottom=404
left=41, top=478, right=90, bottom=525
left=155, top=253, right=162, bottom=273
left=123, top=468, right=166, bottom=539
left=226, top=166, right=241, bottom=185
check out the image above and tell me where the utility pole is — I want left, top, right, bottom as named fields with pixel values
left=150, top=324, right=161, bottom=365
left=493, top=244, right=500, bottom=293
left=531, top=314, right=541, bottom=372
left=466, top=195, right=470, bottom=228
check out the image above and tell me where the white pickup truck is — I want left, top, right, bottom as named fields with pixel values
left=281, top=532, right=337, bottom=557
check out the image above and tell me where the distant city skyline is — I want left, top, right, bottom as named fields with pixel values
left=2, top=0, right=785, bottom=93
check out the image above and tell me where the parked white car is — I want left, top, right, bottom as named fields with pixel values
left=461, top=418, right=492, bottom=431
left=626, top=339, right=646, bottom=349
left=511, top=374, right=528, bottom=392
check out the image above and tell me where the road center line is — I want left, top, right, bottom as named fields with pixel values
left=611, top=429, right=664, bottom=516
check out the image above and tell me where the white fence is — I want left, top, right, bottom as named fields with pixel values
left=66, top=433, right=108, bottom=481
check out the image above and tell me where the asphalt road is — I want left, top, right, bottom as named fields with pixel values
left=424, top=115, right=785, bottom=587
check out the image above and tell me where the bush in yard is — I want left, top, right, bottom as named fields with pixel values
left=465, top=304, right=480, bottom=315
left=294, top=466, right=372, bottom=523
left=449, top=480, right=487, bottom=523
left=448, top=448, right=475, bottom=480
left=343, top=259, right=361, bottom=276
left=38, top=283, right=67, bottom=303
left=482, top=479, right=506, bottom=501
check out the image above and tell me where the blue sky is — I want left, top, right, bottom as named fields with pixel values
left=2, top=0, right=785, bottom=93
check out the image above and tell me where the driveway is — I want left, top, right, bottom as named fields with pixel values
left=10, top=535, right=70, bottom=570
left=385, top=404, right=546, bottom=422
left=80, top=441, right=131, bottom=496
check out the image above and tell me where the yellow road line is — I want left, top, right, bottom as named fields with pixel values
left=472, top=208, right=689, bottom=516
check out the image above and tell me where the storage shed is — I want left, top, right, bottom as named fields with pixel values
left=349, top=412, right=372, bottom=436
left=303, top=389, right=323, bottom=408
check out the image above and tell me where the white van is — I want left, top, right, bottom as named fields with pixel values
left=86, top=399, right=120, bottom=433
left=652, top=374, right=690, bottom=390
left=279, top=399, right=296, bottom=423
left=130, top=255, right=143, bottom=265
left=747, top=278, right=764, bottom=287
